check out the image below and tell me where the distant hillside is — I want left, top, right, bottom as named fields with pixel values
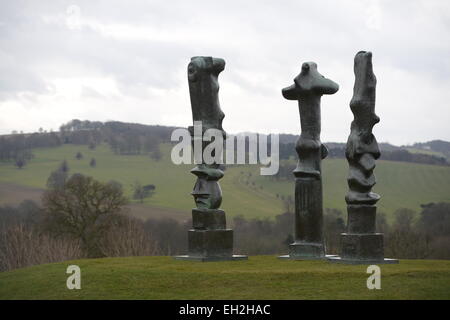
left=321, top=142, right=403, bottom=152
left=1, top=119, right=449, bottom=168
left=0, top=143, right=449, bottom=219
left=232, top=132, right=449, bottom=166
left=279, top=140, right=449, bottom=166
left=405, top=140, right=450, bottom=159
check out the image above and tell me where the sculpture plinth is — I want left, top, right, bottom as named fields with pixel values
left=279, top=62, right=339, bottom=260
left=328, top=51, right=398, bottom=265
left=174, top=56, right=247, bottom=262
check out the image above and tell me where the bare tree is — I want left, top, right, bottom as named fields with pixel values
left=42, top=174, right=129, bottom=257
left=0, top=223, right=82, bottom=272
left=47, top=160, right=70, bottom=189
left=150, top=147, right=163, bottom=161
left=385, top=208, right=428, bottom=258
left=14, top=157, right=26, bottom=169
left=97, top=215, right=160, bottom=257
left=60, top=159, right=69, bottom=173
left=132, top=181, right=155, bottom=203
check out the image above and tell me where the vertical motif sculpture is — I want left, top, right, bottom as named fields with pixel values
left=329, top=51, right=398, bottom=264
left=175, top=56, right=247, bottom=262
left=280, top=62, right=339, bottom=259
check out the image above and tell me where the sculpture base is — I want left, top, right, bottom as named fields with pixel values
left=330, top=232, right=398, bottom=264
left=327, top=256, right=398, bottom=265
left=278, top=242, right=326, bottom=260
left=174, top=255, right=248, bottom=262
left=177, top=208, right=246, bottom=262
left=192, top=208, right=226, bottom=230
left=187, top=229, right=235, bottom=257
left=341, top=232, right=384, bottom=260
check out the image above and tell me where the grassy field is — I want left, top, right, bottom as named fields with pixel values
left=253, top=159, right=450, bottom=219
left=0, top=256, right=449, bottom=299
left=0, top=143, right=449, bottom=221
left=0, top=144, right=282, bottom=220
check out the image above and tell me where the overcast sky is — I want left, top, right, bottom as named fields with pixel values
left=0, top=0, right=449, bottom=145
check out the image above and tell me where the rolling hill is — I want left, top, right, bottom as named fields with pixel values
left=0, top=143, right=449, bottom=222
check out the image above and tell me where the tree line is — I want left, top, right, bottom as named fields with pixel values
left=60, top=119, right=174, bottom=157
left=0, top=119, right=177, bottom=169
left=0, top=132, right=61, bottom=164
left=2, top=120, right=448, bottom=167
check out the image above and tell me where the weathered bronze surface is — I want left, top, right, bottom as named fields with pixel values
left=175, top=56, right=246, bottom=262
left=329, top=51, right=398, bottom=264
left=280, top=62, right=338, bottom=260
left=187, top=56, right=226, bottom=210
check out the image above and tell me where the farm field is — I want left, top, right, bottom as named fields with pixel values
left=0, top=143, right=449, bottom=221
left=253, top=158, right=450, bottom=219
left=0, top=144, right=281, bottom=220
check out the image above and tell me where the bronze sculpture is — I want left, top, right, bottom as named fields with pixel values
left=280, top=62, right=339, bottom=259
left=329, top=51, right=398, bottom=264
left=175, top=56, right=247, bottom=261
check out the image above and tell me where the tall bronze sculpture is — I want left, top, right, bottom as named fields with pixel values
left=175, top=56, right=247, bottom=262
left=280, top=62, right=339, bottom=259
left=329, top=51, right=398, bottom=264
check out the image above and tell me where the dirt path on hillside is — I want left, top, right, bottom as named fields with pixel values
left=0, top=183, right=189, bottom=222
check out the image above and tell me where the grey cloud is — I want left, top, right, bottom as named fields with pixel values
left=80, top=86, right=104, bottom=99
left=0, top=1, right=193, bottom=98
left=2, top=0, right=448, bottom=96
left=0, top=56, right=49, bottom=101
left=0, top=0, right=449, bottom=143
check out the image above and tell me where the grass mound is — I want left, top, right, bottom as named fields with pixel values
left=0, top=256, right=449, bottom=299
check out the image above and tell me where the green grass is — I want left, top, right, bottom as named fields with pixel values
left=0, top=256, right=449, bottom=299
left=252, top=159, right=450, bottom=220
left=0, top=144, right=281, bottom=220
left=0, top=143, right=449, bottom=220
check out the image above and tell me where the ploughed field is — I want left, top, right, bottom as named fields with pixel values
left=0, top=143, right=449, bottom=221
left=0, top=256, right=449, bottom=299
